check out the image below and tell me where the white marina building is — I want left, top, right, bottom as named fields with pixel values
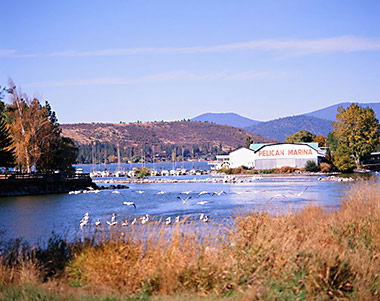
left=210, top=143, right=327, bottom=170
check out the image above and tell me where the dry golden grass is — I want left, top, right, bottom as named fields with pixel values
left=1, top=182, right=380, bottom=299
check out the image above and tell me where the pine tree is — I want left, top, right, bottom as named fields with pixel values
left=0, top=114, right=15, bottom=168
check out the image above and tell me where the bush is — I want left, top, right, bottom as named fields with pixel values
left=134, top=167, right=151, bottom=178
left=279, top=166, right=296, bottom=173
left=319, top=162, right=333, bottom=173
left=305, top=160, right=319, bottom=172
left=333, top=154, right=356, bottom=173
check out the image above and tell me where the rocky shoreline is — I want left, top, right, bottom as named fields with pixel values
left=93, top=172, right=363, bottom=185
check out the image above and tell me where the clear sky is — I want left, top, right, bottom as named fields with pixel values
left=1, top=0, right=380, bottom=123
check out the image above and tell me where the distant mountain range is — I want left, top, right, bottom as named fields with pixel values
left=244, top=115, right=333, bottom=142
left=191, top=102, right=380, bottom=141
left=191, top=113, right=260, bottom=128
left=304, top=102, right=380, bottom=121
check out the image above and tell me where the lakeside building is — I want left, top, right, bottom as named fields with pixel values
left=209, top=143, right=327, bottom=170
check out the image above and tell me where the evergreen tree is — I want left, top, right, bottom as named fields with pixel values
left=0, top=87, right=15, bottom=168
left=0, top=113, right=15, bottom=168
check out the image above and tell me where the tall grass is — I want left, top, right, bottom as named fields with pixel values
left=1, top=182, right=380, bottom=299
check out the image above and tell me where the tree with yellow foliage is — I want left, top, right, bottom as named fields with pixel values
left=5, top=81, right=77, bottom=172
left=332, top=103, right=379, bottom=171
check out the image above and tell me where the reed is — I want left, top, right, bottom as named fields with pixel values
left=1, top=182, right=380, bottom=299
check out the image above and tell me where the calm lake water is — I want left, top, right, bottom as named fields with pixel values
left=0, top=166, right=378, bottom=246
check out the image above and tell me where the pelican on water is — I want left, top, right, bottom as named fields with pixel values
left=131, top=218, right=137, bottom=225
left=106, top=213, right=118, bottom=226
left=140, top=214, right=150, bottom=224
left=95, top=218, right=101, bottom=227
left=80, top=213, right=89, bottom=228
left=157, top=191, right=165, bottom=195
left=112, top=190, right=120, bottom=194
left=122, top=219, right=129, bottom=226
left=175, top=215, right=180, bottom=223
left=165, top=217, right=171, bottom=225
left=199, top=213, right=209, bottom=222
left=123, top=201, right=136, bottom=208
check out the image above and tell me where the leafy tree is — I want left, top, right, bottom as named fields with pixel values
left=332, top=143, right=356, bottom=173
left=284, top=130, right=316, bottom=143
left=313, top=135, right=326, bottom=147
left=5, top=81, right=77, bottom=172
left=332, top=103, right=379, bottom=166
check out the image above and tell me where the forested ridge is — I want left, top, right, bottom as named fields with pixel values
left=61, top=121, right=273, bottom=163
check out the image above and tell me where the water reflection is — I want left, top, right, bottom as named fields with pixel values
left=0, top=174, right=378, bottom=244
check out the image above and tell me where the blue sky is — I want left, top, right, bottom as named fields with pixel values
left=1, top=0, right=380, bottom=123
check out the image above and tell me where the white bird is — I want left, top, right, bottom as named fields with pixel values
left=112, top=190, right=120, bottom=194
left=291, top=187, right=308, bottom=197
left=199, top=213, right=209, bottom=222
left=131, top=218, right=137, bottom=225
left=106, top=221, right=118, bottom=226
left=157, top=191, right=165, bottom=195
left=106, top=213, right=118, bottom=226
left=95, top=218, right=101, bottom=226
left=80, top=213, right=89, bottom=226
left=198, top=191, right=210, bottom=196
left=177, top=196, right=192, bottom=204
left=80, top=214, right=89, bottom=227
left=140, top=214, right=150, bottom=224
left=270, top=194, right=288, bottom=200
left=197, top=201, right=208, bottom=205
left=212, top=191, right=227, bottom=196
left=165, top=217, right=171, bottom=225
left=175, top=215, right=180, bottom=223
left=136, top=190, right=144, bottom=194
left=122, top=219, right=129, bottom=226
left=123, top=201, right=136, bottom=208
left=181, top=190, right=193, bottom=195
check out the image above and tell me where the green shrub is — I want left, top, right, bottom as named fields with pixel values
left=305, top=160, right=319, bottom=172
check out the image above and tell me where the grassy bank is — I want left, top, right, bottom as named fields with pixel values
left=1, top=183, right=380, bottom=300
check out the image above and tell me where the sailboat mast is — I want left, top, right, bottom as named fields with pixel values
left=117, top=143, right=121, bottom=172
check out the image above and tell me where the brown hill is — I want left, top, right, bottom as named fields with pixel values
left=61, top=121, right=273, bottom=151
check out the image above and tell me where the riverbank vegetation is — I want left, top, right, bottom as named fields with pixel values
left=1, top=182, right=380, bottom=299
left=217, top=161, right=334, bottom=175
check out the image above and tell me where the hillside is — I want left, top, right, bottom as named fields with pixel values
left=245, top=115, right=333, bottom=142
left=305, top=102, right=380, bottom=121
left=190, top=112, right=259, bottom=128
left=61, top=121, right=273, bottom=163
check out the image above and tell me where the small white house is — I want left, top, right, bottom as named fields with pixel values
left=209, top=147, right=255, bottom=169
left=229, top=147, right=256, bottom=168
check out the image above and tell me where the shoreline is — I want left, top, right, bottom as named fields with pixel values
left=93, top=172, right=354, bottom=185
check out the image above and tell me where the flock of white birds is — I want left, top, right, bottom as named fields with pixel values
left=75, top=186, right=308, bottom=229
